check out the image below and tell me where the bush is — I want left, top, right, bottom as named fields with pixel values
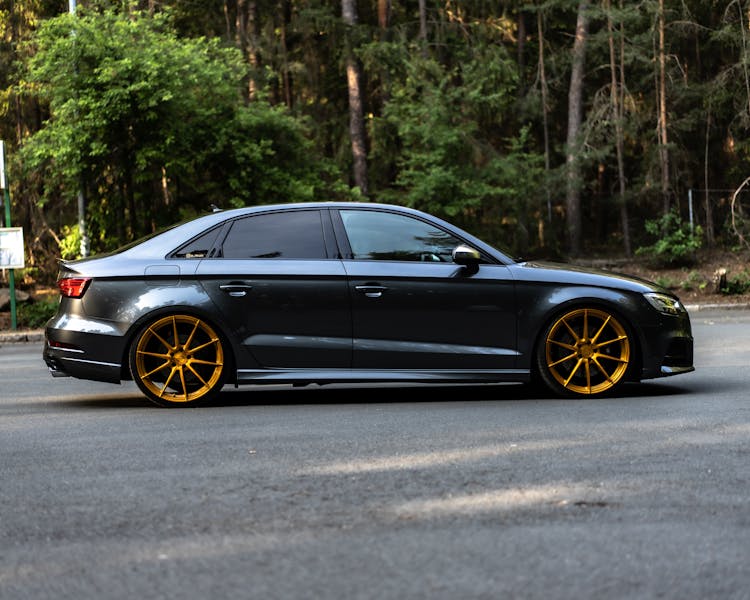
left=636, top=210, right=703, bottom=267
left=17, top=298, right=58, bottom=329
left=720, top=270, right=750, bottom=295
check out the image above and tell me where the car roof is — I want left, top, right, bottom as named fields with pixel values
left=115, top=202, right=514, bottom=265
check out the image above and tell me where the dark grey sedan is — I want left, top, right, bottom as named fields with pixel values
left=43, top=202, right=694, bottom=406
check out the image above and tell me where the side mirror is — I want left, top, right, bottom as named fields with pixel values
left=452, top=244, right=481, bottom=266
left=452, top=245, right=481, bottom=275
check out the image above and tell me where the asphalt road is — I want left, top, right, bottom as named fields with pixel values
left=1, top=309, right=749, bottom=599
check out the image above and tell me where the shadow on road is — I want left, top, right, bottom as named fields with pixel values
left=211, top=380, right=693, bottom=407
left=56, top=379, right=694, bottom=410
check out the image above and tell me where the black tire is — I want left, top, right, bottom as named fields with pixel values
left=535, top=307, right=632, bottom=397
left=129, top=314, right=226, bottom=407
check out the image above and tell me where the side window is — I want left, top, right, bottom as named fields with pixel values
left=221, top=211, right=327, bottom=259
left=339, top=210, right=461, bottom=262
left=173, top=226, right=222, bottom=259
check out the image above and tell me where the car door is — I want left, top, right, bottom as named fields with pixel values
left=195, top=208, right=351, bottom=369
left=333, top=208, right=518, bottom=371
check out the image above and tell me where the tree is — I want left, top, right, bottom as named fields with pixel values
left=605, top=0, right=631, bottom=255
left=20, top=8, right=333, bottom=253
left=656, top=0, right=670, bottom=214
left=342, top=0, right=368, bottom=196
left=565, top=0, right=590, bottom=256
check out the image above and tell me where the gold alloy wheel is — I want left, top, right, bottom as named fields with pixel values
left=132, top=314, right=225, bottom=404
left=544, top=308, right=631, bottom=395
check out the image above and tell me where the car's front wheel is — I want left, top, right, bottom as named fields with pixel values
left=536, top=307, right=632, bottom=397
left=129, top=314, right=226, bottom=407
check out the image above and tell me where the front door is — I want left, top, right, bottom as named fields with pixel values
left=335, top=208, right=517, bottom=370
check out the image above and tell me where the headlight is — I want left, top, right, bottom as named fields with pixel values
left=643, top=292, right=684, bottom=315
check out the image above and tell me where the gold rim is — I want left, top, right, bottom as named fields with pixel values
left=545, top=308, right=630, bottom=395
left=134, top=315, right=224, bottom=403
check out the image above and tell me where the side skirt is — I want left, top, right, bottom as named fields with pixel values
left=236, top=368, right=531, bottom=385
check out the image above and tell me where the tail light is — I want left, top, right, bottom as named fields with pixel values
left=58, top=277, right=91, bottom=298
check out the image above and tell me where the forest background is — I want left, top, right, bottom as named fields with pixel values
left=2, top=0, right=750, bottom=294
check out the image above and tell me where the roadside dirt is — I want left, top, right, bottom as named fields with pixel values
left=594, top=249, right=750, bottom=306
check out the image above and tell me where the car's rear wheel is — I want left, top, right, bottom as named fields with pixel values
left=536, top=307, right=632, bottom=397
left=130, top=314, right=226, bottom=407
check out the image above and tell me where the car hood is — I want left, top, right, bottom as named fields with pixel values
left=509, top=260, right=673, bottom=295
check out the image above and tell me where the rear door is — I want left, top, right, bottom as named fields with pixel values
left=196, top=209, right=351, bottom=369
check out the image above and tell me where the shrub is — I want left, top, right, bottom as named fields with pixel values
left=636, top=210, right=702, bottom=267
left=720, top=270, right=750, bottom=295
left=17, top=298, right=59, bottom=329
left=680, top=270, right=707, bottom=292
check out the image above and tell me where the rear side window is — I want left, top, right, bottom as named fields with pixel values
left=173, top=226, right=222, bottom=259
left=221, top=210, right=327, bottom=259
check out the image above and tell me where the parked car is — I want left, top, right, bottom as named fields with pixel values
left=44, top=202, right=694, bottom=406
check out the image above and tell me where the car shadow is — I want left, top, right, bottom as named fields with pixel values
left=56, top=379, right=699, bottom=410
left=208, top=380, right=689, bottom=407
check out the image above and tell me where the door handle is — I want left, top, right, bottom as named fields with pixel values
left=355, top=285, right=388, bottom=299
left=220, top=284, right=253, bottom=298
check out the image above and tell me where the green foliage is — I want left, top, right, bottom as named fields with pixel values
left=205, top=103, right=335, bottom=207
left=680, top=270, right=707, bottom=292
left=653, top=276, right=677, bottom=290
left=59, top=225, right=82, bottom=261
left=365, top=39, right=546, bottom=254
left=17, top=297, right=59, bottom=329
left=720, top=270, right=750, bottom=295
left=378, top=45, right=519, bottom=215
left=18, top=8, right=339, bottom=253
left=6, top=0, right=750, bottom=280
left=636, top=210, right=703, bottom=267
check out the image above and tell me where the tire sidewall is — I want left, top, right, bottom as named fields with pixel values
left=535, top=305, right=634, bottom=398
left=128, top=313, right=228, bottom=408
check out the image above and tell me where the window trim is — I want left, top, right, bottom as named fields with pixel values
left=169, top=223, right=228, bottom=260
left=330, top=207, right=495, bottom=264
left=200, top=208, right=334, bottom=261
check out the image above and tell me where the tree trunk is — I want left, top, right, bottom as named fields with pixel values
left=657, top=0, right=670, bottom=214
left=342, top=0, right=369, bottom=196
left=223, top=0, right=232, bottom=41
left=235, top=0, right=247, bottom=54
left=606, top=0, right=631, bottom=256
left=704, top=110, right=715, bottom=246
left=378, top=0, right=391, bottom=30
left=279, top=1, right=292, bottom=109
left=247, top=1, right=260, bottom=99
left=235, top=0, right=261, bottom=100
left=565, top=0, right=589, bottom=256
left=418, top=0, right=427, bottom=42
left=537, top=8, right=552, bottom=237
left=517, top=8, right=526, bottom=96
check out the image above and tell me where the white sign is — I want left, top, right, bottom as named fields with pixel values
left=0, top=227, right=24, bottom=269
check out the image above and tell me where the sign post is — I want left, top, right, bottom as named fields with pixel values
left=0, top=140, right=19, bottom=330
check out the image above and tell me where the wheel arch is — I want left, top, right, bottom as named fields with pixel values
left=524, top=289, right=647, bottom=384
left=118, top=305, right=238, bottom=384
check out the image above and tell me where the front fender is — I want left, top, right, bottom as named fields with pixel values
left=514, top=284, right=654, bottom=372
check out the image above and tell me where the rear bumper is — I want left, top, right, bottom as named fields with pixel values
left=44, top=314, right=128, bottom=384
left=43, top=341, right=123, bottom=383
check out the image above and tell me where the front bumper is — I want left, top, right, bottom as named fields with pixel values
left=639, top=309, right=694, bottom=380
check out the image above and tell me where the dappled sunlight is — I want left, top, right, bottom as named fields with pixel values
left=299, top=440, right=587, bottom=476
left=391, top=484, right=594, bottom=518
left=0, top=533, right=302, bottom=589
